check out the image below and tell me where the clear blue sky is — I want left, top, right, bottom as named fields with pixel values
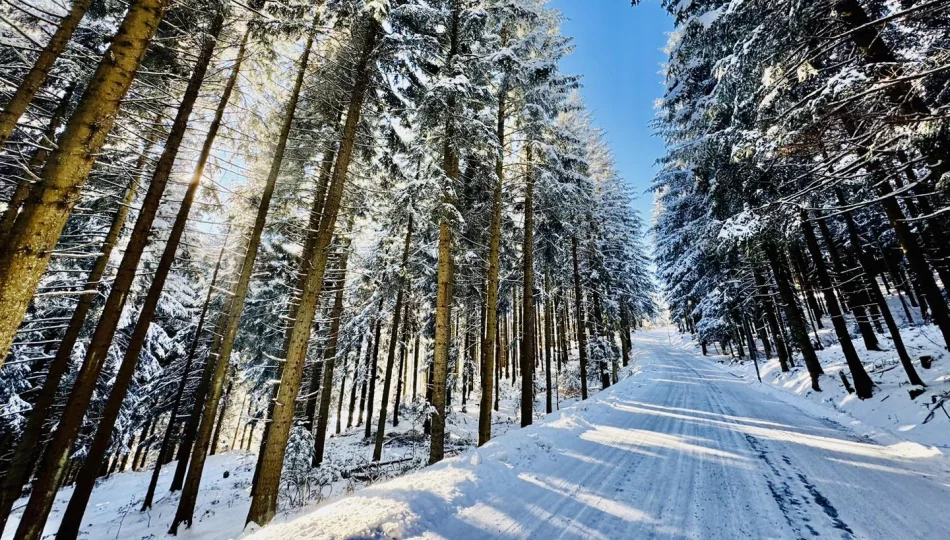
left=550, top=0, right=672, bottom=223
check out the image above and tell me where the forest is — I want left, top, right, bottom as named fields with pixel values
left=0, top=0, right=656, bottom=538
left=3, top=0, right=950, bottom=538
left=651, top=0, right=950, bottom=402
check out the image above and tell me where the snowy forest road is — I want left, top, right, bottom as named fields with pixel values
left=251, top=328, right=950, bottom=540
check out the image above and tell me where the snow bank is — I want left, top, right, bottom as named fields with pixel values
left=695, top=323, right=950, bottom=450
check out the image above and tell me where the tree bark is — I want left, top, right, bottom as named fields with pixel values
left=245, top=19, right=380, bottom=527
left=801, top=209, right=874, bottom=398
left=0, top=114, right=159, bottom=534
left=169, top=21, right=319, bottom=533
left=572, top=236, right=589, bottom=399
left=765, top=243, right=822, bottom=391
left=314, top=246, right=351, bottom=466
left=478, top=77, right=504, bottom=444
left=141, top=227, right=230, bottom=511
left=394, top=300, right=412, bottom=426
left=815, top=217, right=881, bottom=351
left=836, top=188, right=925, bottom=386
left=0, top=0, right=94, bottom=147
left=543, top=273, right=554, bottom=414
left=372, top=218, right=412, bottom=460
left=13, top=9, right=218, bottom=536
left=429, top=3, right=461, bottom=466
left=0, top=0, right=170, bottom=366
left=53, top=13, right=228, bottom=537
left=521, top=144, right=536, bottom=427
left=364, top=308, right=383, bottom=437
left=0, top=82, right=76, bottom=241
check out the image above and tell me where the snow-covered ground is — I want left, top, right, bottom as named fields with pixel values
left=706, top=321, right=950, bottom=449
left=248, top=327, right=950, bottom=539
left=9, top=327, right=950, bottom=539
left=2, top=361, right=529, bottom=540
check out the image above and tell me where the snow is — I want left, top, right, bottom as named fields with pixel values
left=249, top=328, right=950, bottom=539
left=705, top=318, right=950, bottom=450
left=9, top=327, right=950, bottom=539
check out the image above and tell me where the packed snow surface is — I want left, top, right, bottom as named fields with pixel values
left=249, top=328, right=950, bottom=539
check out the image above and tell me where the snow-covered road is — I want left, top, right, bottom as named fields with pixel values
left=250, top=328, right=950, bottom=539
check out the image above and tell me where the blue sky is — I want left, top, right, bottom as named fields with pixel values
left=550, top=0, right=672, bottom=224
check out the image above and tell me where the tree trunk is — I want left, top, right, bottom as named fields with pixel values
left=0, top=82, right=76, bottom=241
left=314, top=246, right=351, bottom=466
left=836, top=189, right=924, bottom=386
left=815, top=217, right=881, bottom=351
left=412, top=331, right=421, bottom=402
left=336, top=346, right=350, bottom=435
left=347, top=333, right=365, bottom=429
left=429, top=3, right=462, bottom=466
left=65, top=14, right=239, bottom=530
left=479, top=90, right=503, bottom=443
left=801, top=210, right=874, bottom=398
left=142, top=228, right=230, bottom=510
left=0, top=115, right=160, bottom=534
left=543, top=273, right=554, bottom=414
left=364, top=310, right=382, bottom=437
left=209, top=380, right=232, bottom=455
left=619, top=303, right=631, bottom=368
left=373, top=218, right=412, bottom=460
left=169, top=22, right=318, bottom=534
left=0, top=0, right=95, bottom=147
left=874, top=179, right=950, bottom=348
left=0, top=0, right=170, bottom=366
left=14, top=10, right=218, bottom=536
left=571, top=236, right=589, bottom=399
left=520, top=145, right=536, bottom=427
left=393, top=301, right=411, bottom=426
left=361, top=315, right=381, bottom=429
left=765, top=243, right=822, bottom=391
left=245, top=20, right=380, bottom=528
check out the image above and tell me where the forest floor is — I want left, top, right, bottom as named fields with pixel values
left=710, top=321, right=950, bottom=449
left=8, top=327, right=950, bottom=539
left=247, top=327, right=950, bottom=539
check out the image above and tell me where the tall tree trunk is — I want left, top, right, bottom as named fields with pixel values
left=0, top=115, right=160, bottom=534
left=412, top=331, right=421, bottom=401
left=361, top=313, right=381, bottom=430
left=314, top=246, right=351, bottom=466
left=874, top=178, right=950, bottom=348
left=373, top=218, right=412, bottom=460
left=14, top=10, right=218, bottom=537
left=571, top=236, right=589, bottom=399
left=543, top=273, right=553, bottom=414
left=765, top=243, right=822, bottom=391
left=169, top=23, right=318, bottom=533
left=520, top=145, right=536, bottom=427
left=393, top=301, right=411, bottom=426
left=55, top=13, right=230, bottom=537
left=801, top=210, right=874, bottom=398
left=347, top=333, right=365, bottom=429
left=429, top=3, right=462, bottom=466
left=592, top=291, right=611, bottom=389
left=142, top=227, right=230, bottom=511
left=815, top=218, right=881, bottom=351
left=619, top=303, right=631, bottom=368
left=0, top=0, right=170, bottom=366
left=245, top=20, right=380, bottom=528
left=0, top=0, right=95, bottom=147
left=364, top=308, right=383, bottom=437
left=836, top=189, right=924, bottom=386
left=0, top=82, right=76, bottom=241
left=336, top=345, right=350, bottom=435
left=478, top=78, right=504, bottom=444
left=209, top=380, right=232, bottom=455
